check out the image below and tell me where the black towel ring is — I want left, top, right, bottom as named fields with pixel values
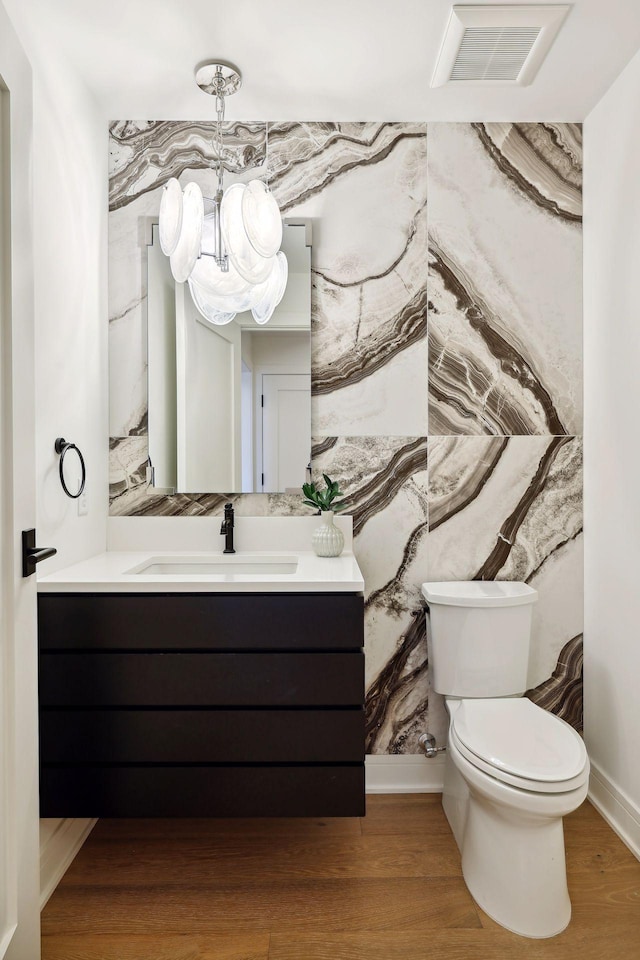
left=54, top=437, right=86, bottom=499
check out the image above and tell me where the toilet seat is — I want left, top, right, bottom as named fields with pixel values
left=450, top=698, right=589, bottom=794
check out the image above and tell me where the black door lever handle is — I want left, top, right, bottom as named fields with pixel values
left=22, top=528, right=57, bottom=578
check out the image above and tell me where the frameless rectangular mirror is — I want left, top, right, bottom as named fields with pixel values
left=147, top=219, right=311, bottom=494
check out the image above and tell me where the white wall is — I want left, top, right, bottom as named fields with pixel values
left=249, top=331, right=310, bottom=371
left=584, top=47, right=640, bottom=856
left=147, top=225, right=177, bottom=491
left=2, top=0, right=108, bottom=906
left=32, top=57, right=108, bottom=569
left=0, top=4, right=42, bottom=953
left=5, top=1, right=108, bottom=572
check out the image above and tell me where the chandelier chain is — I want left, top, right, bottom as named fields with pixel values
left=209, top=69, right=228, bottom=268
left=215, top=79, right=226, bottom=192
left=265, top=122, right=270, bottom=190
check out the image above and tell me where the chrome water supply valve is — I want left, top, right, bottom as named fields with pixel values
left=419, top=733, right=447, bottom=759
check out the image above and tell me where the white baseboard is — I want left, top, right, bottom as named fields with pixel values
left=366, top=754, right=445, bottom=793
left=588, top=761, right=640, bottom=861
left=40, top=817, right=97, bottom=909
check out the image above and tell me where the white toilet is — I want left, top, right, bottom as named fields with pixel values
left=421, top=580, right=589, bottom=939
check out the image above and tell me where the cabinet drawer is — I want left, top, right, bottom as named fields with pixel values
left=40, top=764, right=365, bottom=818
left=38, top=593, right=364, bottom=651
left=39, top=651, right=364, bottom=707
left=40, top=708, right=364, bottom=763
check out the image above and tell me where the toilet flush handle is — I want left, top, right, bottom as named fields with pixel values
left=418, top=733, right=447, bottom=760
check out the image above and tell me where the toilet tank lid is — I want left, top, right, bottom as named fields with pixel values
left=421, top=581, right=538, bottom=607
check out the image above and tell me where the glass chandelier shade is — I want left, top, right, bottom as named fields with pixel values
left=158, top=177, right=183, bottom=255
left=158, top=65, right=287, bottom=326
left=220, top=183, right=276, bottom=284
left=187, top=277, right=237, bottom=327
left=159, top=61, right=288, bottom=325
left=241, top=179, right=283, bottom=258
left=251, top=252, right=289, bottom=325
left=187, top=248, right=288, bottom=327
left=168, top=182, right=204, bottom=283
left=160, top=175, right=286, bottom=325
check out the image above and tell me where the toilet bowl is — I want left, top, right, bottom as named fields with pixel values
left=421, top=581, right=590, bottom=939
left=443, top=697, right=589, bottom=938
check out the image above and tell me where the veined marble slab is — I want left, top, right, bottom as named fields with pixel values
left=298, top=436, right=430, bottom=754
left=107, top=119, right=583, bottom=754
left=426, top=434, right=583, bottom=742
left=428, top=122, right=582, bottom=436
left=108, top=121, right=267, bottom=438
left=109, top=120, right=428, bottom=441
left=269, top=122, right=428, bottom=436
left=109, top=120, right=267, bottom=212
left=526, top=634, right=583, bottom=732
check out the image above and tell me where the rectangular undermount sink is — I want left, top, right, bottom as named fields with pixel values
left=126, top=555, right=299, bottom=576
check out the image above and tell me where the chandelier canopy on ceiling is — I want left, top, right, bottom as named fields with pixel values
left=158, top=61, right=287, bottom=327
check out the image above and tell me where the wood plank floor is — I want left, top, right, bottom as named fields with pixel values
left=41, top=796, right=640, bottom=960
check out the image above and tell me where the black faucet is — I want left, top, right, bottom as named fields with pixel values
left=220, top=502, right=236, bottom=554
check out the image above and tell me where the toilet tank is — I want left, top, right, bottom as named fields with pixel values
left=421, top=581, right=538, bottom=698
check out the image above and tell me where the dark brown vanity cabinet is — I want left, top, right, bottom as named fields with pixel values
left=38, top=592, right=365, bottom=817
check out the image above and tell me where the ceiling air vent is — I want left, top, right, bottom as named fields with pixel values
left=432, top=5, right=571, bottom=87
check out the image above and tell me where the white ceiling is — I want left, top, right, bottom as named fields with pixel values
left=5, top=0, right=640, bottom=120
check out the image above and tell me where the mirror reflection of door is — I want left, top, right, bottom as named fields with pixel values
left=261, top=375, right=311, bottom=492
left=147, top=219, right=311, bottom=494
left=176, top=284, right=241, bottom=492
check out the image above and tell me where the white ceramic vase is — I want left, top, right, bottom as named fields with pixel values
left=312, top=511, right=344, bottom=558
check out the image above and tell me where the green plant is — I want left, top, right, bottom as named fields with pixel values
left=302, top=474, right=348, bottom=513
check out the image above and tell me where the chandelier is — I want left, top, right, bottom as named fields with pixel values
left=158, top=61, right=287, bottom=326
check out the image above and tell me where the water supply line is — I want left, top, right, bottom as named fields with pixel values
left=418, top=733, right=447, bottom=759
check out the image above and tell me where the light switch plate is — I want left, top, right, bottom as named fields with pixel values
left=77, top=490, right=88, bottom=516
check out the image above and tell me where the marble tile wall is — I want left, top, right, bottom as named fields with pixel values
left=108, top=121, right=583, bottom=753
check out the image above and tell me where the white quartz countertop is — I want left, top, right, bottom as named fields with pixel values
left=37, top=550, right=365, bottom=594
